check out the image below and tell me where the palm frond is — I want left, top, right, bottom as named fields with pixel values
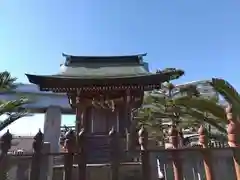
left=0, top=98, right=29, bottom=116
left=183, top=109, right=227, bottom=134
left=0, top=110, right=29, bottom=131
left=0, top=71, right=31, bottom=132
left=211, top=78, right=240, bottom=115
left=207, top=132, right=227, bottom=142
left=174, top=96, right=227, bottom=121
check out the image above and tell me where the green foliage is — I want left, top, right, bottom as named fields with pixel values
left=0, top=71, right=17, bottom=91
left=175, top=78, right=240, bottom=136
left=174, top=97, right=227, bottom=126
left=181, top=108, right=227, bottom=134
left=135, top=76, right=231, bottom=144
left=211, top=78, right=240, bottom=106
left=209, top=78, right=240, bottom=143
left=0, top=71, right=30, bottom=132
left=0, top=98, right=28, bottom=115
left=169, top=78, right=240, bottom=143
left=135, top=68, right=186, bottom=141
left=211, top=78, right=240, bottom=120
left=135, top=71, right=240, bottom=145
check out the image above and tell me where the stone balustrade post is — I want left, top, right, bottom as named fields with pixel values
left=226, top=105, right=240, bottom=179
left=198, top=125, right=214, bottom=180
left=39, top=142, right=51, bottom=180
left=0, top=130, right=12, bottom=180
left=30, top=130, right=44, bottom=180
left=169, top=126, right=183, bottom=180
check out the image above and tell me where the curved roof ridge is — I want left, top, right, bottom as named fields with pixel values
left=62, top=53, right=147, bottom=59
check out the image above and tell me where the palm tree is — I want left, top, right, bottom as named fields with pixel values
left=0, top=72, right=32, bottom=180
left=135, top=93, right=166, bottom=143
left=135, top=68, right=187, bottom=144
left=136, top=85, right=200, bottom=144
left=136, top=78, right=230, bottom=146
left=128, top=68, right=185, bottom=149
left=0, top=71, right=30, bottom=132
left=172, top=79, right=234, bottom=143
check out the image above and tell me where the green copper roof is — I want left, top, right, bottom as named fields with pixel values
left=57, top=53, right=150, bottom=78
left=58, top=62, right=150, bottom=78
left=25, top=54, right=185, bottom=91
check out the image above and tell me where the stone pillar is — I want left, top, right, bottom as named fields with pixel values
left=44, top=106, right=62, bottom=152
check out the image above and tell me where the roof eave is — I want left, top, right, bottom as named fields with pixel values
left=25, top=73, right=175, bottom=89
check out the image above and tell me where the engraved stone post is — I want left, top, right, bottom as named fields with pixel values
left=44, top=106, right=61, bottom=152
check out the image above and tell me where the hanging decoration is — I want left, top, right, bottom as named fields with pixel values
left=91, top=95, right=115, bottom=111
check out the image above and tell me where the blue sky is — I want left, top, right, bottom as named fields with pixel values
left=0, top=0, right=240, bottom=135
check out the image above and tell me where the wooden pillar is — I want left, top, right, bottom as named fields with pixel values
left=109, top=127, right=120, bottom=180
left=74, top=91, right=87, bottom=180
left=91, top=107, right=94, bottom=133
left=198, top=125, right=214, bottom=180
left=124, top=89, right=136, bottom=151
left=75, top=95, right=85, bottom=135
left=226, top=105, right=240, bottom=179
left=123, top=89, right=131, bottom=132
left=138, top=126, right=151, bottom=180
left=63, top=130, right=75, bottom=180
left=123, top=90, right=130, bottom=148
left=116, top=110, right=120, bottom=132
left=169, top=126, right=183, bottom=180
left=77, top=129, right=87, bottom=180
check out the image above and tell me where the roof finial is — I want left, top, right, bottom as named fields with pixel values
left=62, top=53, right=68, bottom=57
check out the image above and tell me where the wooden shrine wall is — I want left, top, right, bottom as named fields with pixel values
left=84, top=106, right=129, bottom=135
